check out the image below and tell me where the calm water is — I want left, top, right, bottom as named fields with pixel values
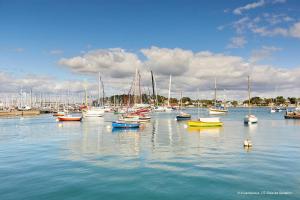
left=0, top=108, right=299, bottom=200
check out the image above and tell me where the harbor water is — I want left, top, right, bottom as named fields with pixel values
left=0, top=108, right=299, bottom=200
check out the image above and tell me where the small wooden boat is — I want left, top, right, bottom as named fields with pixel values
left=112, top=121, right=140, bottom=128
left=188, top=117, right=223, bottom=127
left=57, top=115, right=82, bottom=121
left=284, top=111, right=300, bottom=119
left=176, top=112, right=191, bottom=121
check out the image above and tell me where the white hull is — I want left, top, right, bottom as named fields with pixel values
left=270, top=109, right=276, bottom=113
left=154, top=106, right=165, bottom=112
left=209, top=108, right=228, bottom=115
left=82, top=108, right=104, bottom=118
left=154, top=106, right=173, bottom=112
left=165, top=107, right=173, bottom=112
left=244, top=115, right=258, bottom=124
left=199, top=117, right=221, bottom=123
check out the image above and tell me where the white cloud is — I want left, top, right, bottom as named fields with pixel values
left=140, top=47, right=300, bottom=97
left=229, top=13, right=299, bottom=39
left=2, top=47, right=300, bottom=99
left=251, top=21, right=300, bottom=38
left=251, top=26, right=288, bottom=36
left=0, top=72, right=89, bottom=94
left=227, top=36, right=247, bottom=48
left=59, top=48, right=142, bottom=78
left=272, top=0, right=286, bottom=4
left=289, top=22, right=300, bottom=38
left=249, top=46, right=282, bottom=63
left=141, top=46, right=193, bottom=76
left=233, top=0, right=265, bottom=15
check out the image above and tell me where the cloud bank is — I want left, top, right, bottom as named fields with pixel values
left=56, top=46, right=300, bottom=98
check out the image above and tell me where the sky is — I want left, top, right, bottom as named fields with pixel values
left=0, top=0, right=300, bottom=99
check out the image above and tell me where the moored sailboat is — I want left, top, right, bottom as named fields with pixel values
left=82, top=72, right=106, bottom=118
left=208, top=77, right=228, bottom=115
left=244, top=76, right=258, bottom=124
left=187, top=89, right=223, bottom=127
left=176, top=92, right=191, bottom=121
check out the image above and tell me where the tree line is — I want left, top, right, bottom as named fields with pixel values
left=93, top=94, right=299, bottom=107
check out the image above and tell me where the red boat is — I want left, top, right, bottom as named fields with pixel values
left=57, top=116, right=82, bottom=121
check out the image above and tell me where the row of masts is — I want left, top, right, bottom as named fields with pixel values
left=0, top=70, right=254, bottom=110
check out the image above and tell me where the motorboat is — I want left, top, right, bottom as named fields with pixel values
left=244, top=114, right=258, bottom=124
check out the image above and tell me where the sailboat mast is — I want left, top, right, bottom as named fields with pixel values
left=30, top=89, right=32, bottom=108
left=248, top=75, right=251, bottom=114
left=84, top=84, right=87, bottom=106
left=133, top=68, right=138, bottom=105
left=139, top=71, right=142, bottom=104
left=154, top=74, right=158, bottom=106
left=180, top=91, right=182, bottom=111
left=214, top=77, right=217, bottom=107
left=98, top=72, right=101, bottom=106
left=197, top=88, right=200, bottom=119
left=168, top=75, right=172, bottom=107
left=151, top=71, right=155, bottom=105
left=99, top=75, right=105, bottom=106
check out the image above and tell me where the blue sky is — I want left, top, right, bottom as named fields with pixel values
left=0, top=0, right=300, bottom=97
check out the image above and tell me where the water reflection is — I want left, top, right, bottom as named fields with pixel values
left=111, top=127, right=139, bottom=133
left=284, top=119, right=300, bottom=126
left=187, top=127, right=222, bottom=135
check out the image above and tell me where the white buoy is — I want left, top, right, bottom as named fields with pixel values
left=183, top=124, right=188, bottom=129
left=55, top=118, right=59, bottom=122
left=243, top=139, right=252, bottom=147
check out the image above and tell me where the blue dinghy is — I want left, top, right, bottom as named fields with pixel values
left=112, top=121, right=140, bottom=128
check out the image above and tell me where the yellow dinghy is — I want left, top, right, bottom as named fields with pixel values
left=187, top=117, right=223, bottom=127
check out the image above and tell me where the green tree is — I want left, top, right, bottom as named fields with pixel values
left=275, top=96, right=285, bottom=105
left=250, top=97, right=262, bottom=105
left=287, top=97, right=296, bottom=104
left=181, top=97, right=191, bottom=104
left=232, top=101, right=238, bottom=107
